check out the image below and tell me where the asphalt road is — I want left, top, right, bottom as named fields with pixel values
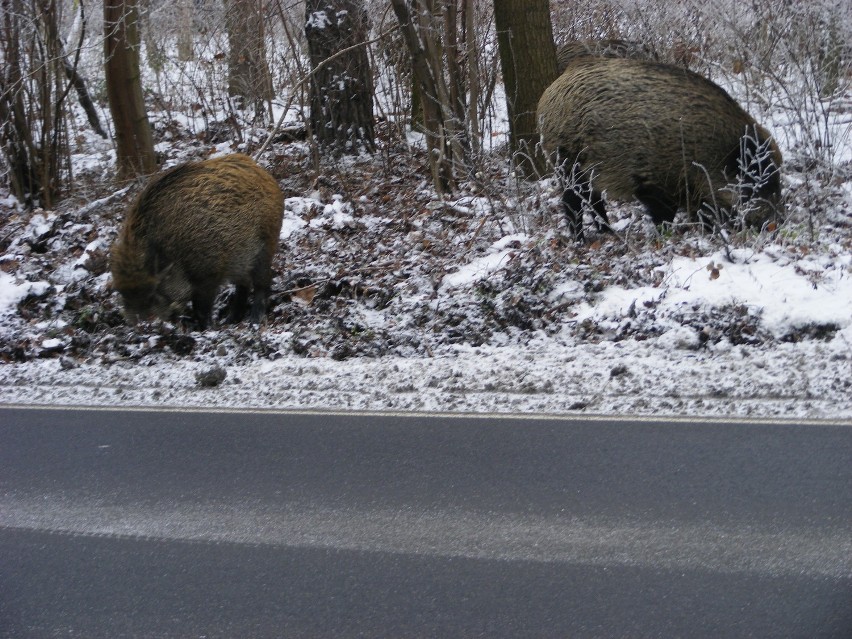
left=1, top=406, right=851, bottom=638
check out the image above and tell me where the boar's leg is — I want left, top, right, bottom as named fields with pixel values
left=561, top=182, right=611, bottom=242
left=633, top=181, right=678, bottom=227
left=558, top=156, right=611, bottom=242
left=247, top=248, right=275, bottom=324
left=190, top=283, right=217, bottom=329
left=696, top=205, right=724, bottom=234
left=561, top=186, right=586, bottom=241
left=227, top=284, right=250, bottom=323
left=588, top=189, right=611, bottom=234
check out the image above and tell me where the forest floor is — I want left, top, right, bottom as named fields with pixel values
left=1, top=117, right=851, bottom=420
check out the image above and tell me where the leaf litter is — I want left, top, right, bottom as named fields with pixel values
left=0, top=134, right=850, bottom=420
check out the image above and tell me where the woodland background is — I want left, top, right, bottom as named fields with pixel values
left=2, top=0, right=849, bottom=206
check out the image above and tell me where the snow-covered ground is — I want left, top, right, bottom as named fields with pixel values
left=1, top=328, right=849, bottom=420
left=1, top=144, right=850, bottom=420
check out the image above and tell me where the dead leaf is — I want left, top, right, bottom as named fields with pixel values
left=292, top=284, right=316, bottom=305
left=707, top=261, right=722, bottom=280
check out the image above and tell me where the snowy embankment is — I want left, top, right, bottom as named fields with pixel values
left=1, top=184, right=850, bottom=420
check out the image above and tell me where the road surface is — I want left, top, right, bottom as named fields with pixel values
left=1, top=406, right=851, bottom=637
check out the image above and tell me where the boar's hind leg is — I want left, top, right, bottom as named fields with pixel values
left=247, top=248, right=275, bottom=324
left=559, top=160, right=610, bottom=242
left=561, top=184, right=611, bottom=242
left=633, top=181, right=678, bottom=227
left=588, top=190, right=610, bottom=234
left=227, top=284, right=251, bottom=323
left=561, top=186, right=586, bottom=241
left=191, top=284, right=217, bottom=329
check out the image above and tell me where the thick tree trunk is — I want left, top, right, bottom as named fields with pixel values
left=304, top=0, right=375, bottom=153
left=493, top=0, right=558, bottom=176
left=104, top=0, right=157, bottom=179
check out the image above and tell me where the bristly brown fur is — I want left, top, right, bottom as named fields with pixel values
left=555, top=39, right=658, bottom=73
left=537, top=56, right=782, bottom=240
left=109, top=153, right=284, bottom=327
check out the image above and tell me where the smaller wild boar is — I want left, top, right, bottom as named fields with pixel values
left=110, top=153, right=284, bottom=327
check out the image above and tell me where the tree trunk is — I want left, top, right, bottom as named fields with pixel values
left=104, top=0, right=158, bottom=179
left=62, top=0, right=107, bottom=139
left=0, top=0, right=37, bottom=204
left=464, top=0, right=481, bottom=156
left=304, top=0, right=376, bottom=154
left=390, top=0, right=458, bottom=193
left=177, top=0, right=194, bottom=62
left=493, top=0, right=558, bottom=176
left=225, top=0, right=273, bottom=118
left=63, top=58, right=107, bottom=139
left=139, top=0, right=165, bottom=74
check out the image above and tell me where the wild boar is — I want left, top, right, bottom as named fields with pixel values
left=537, top=56, right=782, bottom=241
left=110, top=153, right=284, bottom=327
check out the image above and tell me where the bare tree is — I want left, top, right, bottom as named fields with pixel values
left=0, top=0, right=36, bottom=204
left=138, top=0, right=165, bottom=74
left=177, top=0, right=194, bottom=62
left=493, top=0, right=558, bottom=175
left=104, top=0, right=158, bottom=179
left=225, top=0, right=274, bottom=119
left=62, top=0, right=108, bottom=139
left=304, top=0, right=375, bottom=153
left=463, top=0, right=482, bottom=156
left=0, top=0, right=84, bottom=207
left=390, top=0, right=474, bottom=193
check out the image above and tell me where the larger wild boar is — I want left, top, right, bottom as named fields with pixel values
left=537, top=57, right=782, bottom=241
left=110, top=153, right=284, bottom=327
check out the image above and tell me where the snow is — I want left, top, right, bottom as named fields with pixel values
left=566, top=250, right=852, bottom=339
left=3, top=182, right=851, bottom=422
left=1, top=334, right=849, bottom=420
left=442, top=236, right=528, bottom=290
left=280, top=211, right=308, bottom=239
left=664, top=251, right=852, bottom=336
left=305, top=11, right=332, bottom=30
left=0, top=273, right=50, bottom=317
left=308, top=195, right=356, bottom=230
